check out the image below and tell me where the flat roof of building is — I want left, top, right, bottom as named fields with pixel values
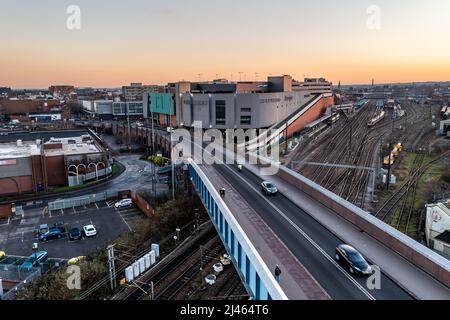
left=0, top=135, right=101, bottom=160
left=43, top=137, right=100, bottom=157
left=0, top=130, right=90, bottom=143
left=0, top=141, right=41, bottom=160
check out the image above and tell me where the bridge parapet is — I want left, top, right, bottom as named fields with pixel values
left=252, top=153, right=450, bottom=289
left=188, top=159, right=288, bottom=300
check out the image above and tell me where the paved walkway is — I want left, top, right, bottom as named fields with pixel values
left=244, top=163, right=450, bottom=300
left=199, top=164, right=330, bottom=300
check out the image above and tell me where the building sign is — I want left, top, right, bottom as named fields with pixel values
left=260, top=98, right=281, bottom=104
left=0, top=159, right=16, bottom=166
left=184, top=100, right=208, bottom=106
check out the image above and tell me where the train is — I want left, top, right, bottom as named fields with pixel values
left=353, top=99, right=369, bottom=110
left=383, top=143, right=402, bottom=166
left=327, top=113, right=340, bottom=125
left=368, top=110, right=386, bottom=127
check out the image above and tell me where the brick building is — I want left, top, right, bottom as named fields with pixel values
left=0, top=134, right=112, bottom=196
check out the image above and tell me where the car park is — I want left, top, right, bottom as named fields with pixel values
left=68, top=227, right=83, bottom=241
left=39, top=227, right=63, bottom=241
left=261, top=181, right=278, bottom=195
left=114, top=198, right=133, bottom=209
left=20, top=251, right=48, bottom=270
left=335, top=244, right=372, bottom=275
left=83, top=225, right=97, bottom=237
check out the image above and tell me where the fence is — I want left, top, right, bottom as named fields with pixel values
left=48, top=191, right=119, bottom=212
left=0, top=265, right=41, bottom=300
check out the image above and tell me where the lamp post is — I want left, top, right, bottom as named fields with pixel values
left=32, top=242, right=39, bottom=272
left=176, top=227, right=181, bottom=242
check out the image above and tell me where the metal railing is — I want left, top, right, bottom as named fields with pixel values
left=48, top=191, right=118, bottom=211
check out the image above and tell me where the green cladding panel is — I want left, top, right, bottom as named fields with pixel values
left=150, top=93, right=175, bottom=115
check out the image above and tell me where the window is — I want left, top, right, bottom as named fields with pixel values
left=241, top=107, right=251, bottom=112
left=215, top=100, right=226, bottom=125
left=240, top=115, right=251, bottom=125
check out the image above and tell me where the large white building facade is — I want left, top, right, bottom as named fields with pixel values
left=179, top=75, right=332, bottom=129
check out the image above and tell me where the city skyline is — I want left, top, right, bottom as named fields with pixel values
left=1, top=0, right=450, bottom=88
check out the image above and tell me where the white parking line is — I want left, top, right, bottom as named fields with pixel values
left=95, top=203, right=99, bottom=209
left=73, top=207, right=77, bottom=213
left=118, top=213, right=133, bottom=232
left=223, top=164, right=376, bottom=300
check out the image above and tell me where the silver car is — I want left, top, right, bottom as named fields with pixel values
left=261, top=181, right=278, bottom=195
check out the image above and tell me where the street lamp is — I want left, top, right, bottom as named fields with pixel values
left=173, top=235, right=178, bottom=246
left=32, top=242, right=39, bottom=271
left=176, top=227, right=181, bottom=242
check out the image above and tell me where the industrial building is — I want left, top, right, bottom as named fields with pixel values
left=0, top=132, right=112, bottom=196
left=425, top=200, right=450, bottom=257
left=81, top=100, right=144, bottom=119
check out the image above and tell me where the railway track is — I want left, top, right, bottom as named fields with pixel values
left=154, top=237, right=224, bottom=300
left=113, top=223, right=219, bottom=300
left=374, top=152, right=447, bottom=224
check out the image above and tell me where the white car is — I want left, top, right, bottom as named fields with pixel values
left=83, top=225, right=97, bottom=237
left=114, top=198, right=133, bottom=209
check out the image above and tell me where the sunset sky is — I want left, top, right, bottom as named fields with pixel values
left=1, top=0, right=450, bottom=88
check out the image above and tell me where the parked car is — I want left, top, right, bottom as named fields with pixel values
left=335, top=244, right=372, bottom=275
left=114, top=198, right=133, bottom=209
left=261, top=181, right=278, bottom=195
left=68, top=227, right=83, bottom=241
left=83, top=225, right=97, bottom=237
left=37, top=224, right=49, bottom=235
left=39, top=227, right=63, bottom=241
left=68, top=256, right=86, bottom=265
left=53, top=222, right=66, bottom=233
left=20, top=251, right=48, bottom=270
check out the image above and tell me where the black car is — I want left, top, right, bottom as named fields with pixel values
left=39, top=228, right=62, bottom=242
left=68, top=227, right=83, bottom=241
left=335, top=244, right=372, bottom=275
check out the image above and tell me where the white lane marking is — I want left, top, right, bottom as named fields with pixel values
left=222, top=164, right=376, bottom=300
left=95, top=203, right=99, bottom=209
left=118, top=212, right=133, bottom=232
